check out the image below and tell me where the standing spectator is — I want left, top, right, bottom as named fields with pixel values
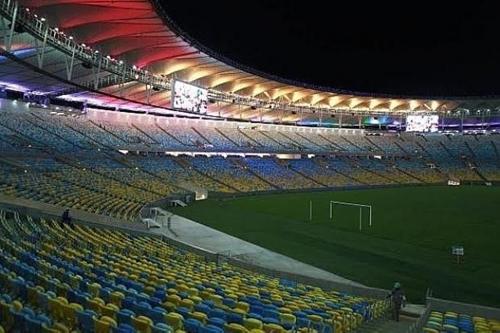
left=387, top=282, right=406, bottom=321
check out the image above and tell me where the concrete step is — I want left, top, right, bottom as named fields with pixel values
left=356, top=316, right=414, bottom=333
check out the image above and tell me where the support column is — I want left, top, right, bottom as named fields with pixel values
left=6, top=2, right=18, bottom=52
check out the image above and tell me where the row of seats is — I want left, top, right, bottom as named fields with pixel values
left=0, top=151, right=496, bottom=224
left=2, top=108, right=500, bottom=157
left=0, top=209, right=389, bottom=332
left=423, top=311, right=500, bottom=333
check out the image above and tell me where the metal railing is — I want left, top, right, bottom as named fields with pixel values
left=0, top=0, right=427, bottom=117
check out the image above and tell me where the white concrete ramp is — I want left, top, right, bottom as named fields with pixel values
left=151, top=213, right=364, bottom=287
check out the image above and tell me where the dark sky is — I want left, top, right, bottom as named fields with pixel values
left=159, top=1, right=500, bottom=97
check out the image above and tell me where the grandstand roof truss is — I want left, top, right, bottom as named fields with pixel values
left=1, top=0, right=500, bottom=123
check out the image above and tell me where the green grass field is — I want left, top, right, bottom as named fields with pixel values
left=170, top=186, right=500, bottom=307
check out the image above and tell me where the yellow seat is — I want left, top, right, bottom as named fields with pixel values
left=279, top=313, right=296, bottom=328
left=89, top=283, right=102, bottom=298
left=244, top=318, right=263, bottom=330
left=109, top=291, right=125, bottom=307
left=423, top=328, right=439, bottom=333
left=225, top=323, right=248, bottom=333
left=95, top=316, right=117, bottom=333
left=132, top=315, right=154, bottom=333
left=88, top=298, right=105, bottom=315
left=167, top=295, right=181, bottom=306
left=190, top=311, right=208, bottom=324
left=236, top=302, right=250, bottom=313
left=166, top=312, right=184, bottom=330
left=263, top=323, right=284, bottom=333
left=62, top=302, right=83, bottom=329
left=102, top=304, right=119, bottom=320
left=180, top=299, right=194, bottom=310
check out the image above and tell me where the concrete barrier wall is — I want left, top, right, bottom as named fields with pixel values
left=209, top=182, right=446, bottom=199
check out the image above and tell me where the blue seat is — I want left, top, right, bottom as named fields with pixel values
left=77, top=309, right=97, bottom=333
left=117, top=309, right=135, bottom=326
left=262, top=309, right=280, bottom=320
left=153, top=322, right=171, bottom=333
left=226, top=312, right=243, bottom=324
left=249, top=305, right=263, bottom=315
left=122, top=297, right=137, bottom=310
left=195, top=303, right=211, bottom=315
left=207, top=317, right=226, bottom=329
left=296, top=317, right=310, bottom=328
left=114, top=323, right=136, bottom=333
left=25, top=314, right=44, bottom=333
left=263, top=317, right=280, bottom=325
left=149, top=307, right=166, bottom=324
left=201, top=324, right=224, bottom=333
left=184, top=318, right=202, bottom=333
left=247, top=313, right=263, bottom=321
left=153, top=290, right=167, bottom=302
left=177, top=307, right=191, bottom=319
left=135, top=301, right=152, bottom=316
left=208, top=308, right=226, bottom=320
left=222, top=298, right=236, bottom=308
left=150, top=297, right=162, bottom=308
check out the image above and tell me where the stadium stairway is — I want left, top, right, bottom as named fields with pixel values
left=231, top=158, right=281, bottom=190
left=284, top=162, right=328, bottom=188
left=364, top=137, right=385, bottom=153
left=174, top=156, right=241, bottom=192
left=259, top=130, right=289, bottom=149
left=314, top=157, right=367, bottom=185
left=89, top=120, right=127, bottom=143
left=464, top=141, right=478, bottom=159
left=64, top=122, right=110, bottom=149
left=156, top=123, right=191, bottom=147
left=191, top=126, right=213, bottom=145
left=439, top=141, right=455, bottom=159
left=214, top=128, right=241, bottom=147
left=395, top=141, right=411, bottom=154
left=318, top=133, right=344, bottom=151
left=295, top=132, right=326, bottom=150
left=25, top=115, right=85, bottom=150
left=278, top=131, right=305, bottom=148
left=355, top=315, right=414, bottom=333
left=341, top=136, right=365, bottom=151
left=237, top=128, right=264, bottom=147
left=132, top=123, right=160, bottom=144
left=394, top=166, right=427, bottom=184
left=472, top=165, right=490, bottom=182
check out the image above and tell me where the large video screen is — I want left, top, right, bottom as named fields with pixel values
left=406, top=115, right=439, bottom=132
left=172, top=80, right=208, bottom=113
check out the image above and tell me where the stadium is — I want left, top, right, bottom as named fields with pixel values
left=0, top=1, right=499, bottom=332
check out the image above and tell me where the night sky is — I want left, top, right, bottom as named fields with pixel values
left=159, top=1, right=499, bottom=98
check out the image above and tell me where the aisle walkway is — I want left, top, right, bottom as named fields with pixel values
left=152, top=213, right=365, bottom=287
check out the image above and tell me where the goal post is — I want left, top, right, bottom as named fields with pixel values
left=329, top=200, right=372, bottom=231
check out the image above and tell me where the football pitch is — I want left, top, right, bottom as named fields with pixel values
left=170, top=186, right=500, bottom=307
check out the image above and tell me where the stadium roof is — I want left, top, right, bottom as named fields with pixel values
left=3, top=0, right=500, bottom=122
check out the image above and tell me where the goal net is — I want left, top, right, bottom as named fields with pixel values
left=329, top=200, right=372, bottom=231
